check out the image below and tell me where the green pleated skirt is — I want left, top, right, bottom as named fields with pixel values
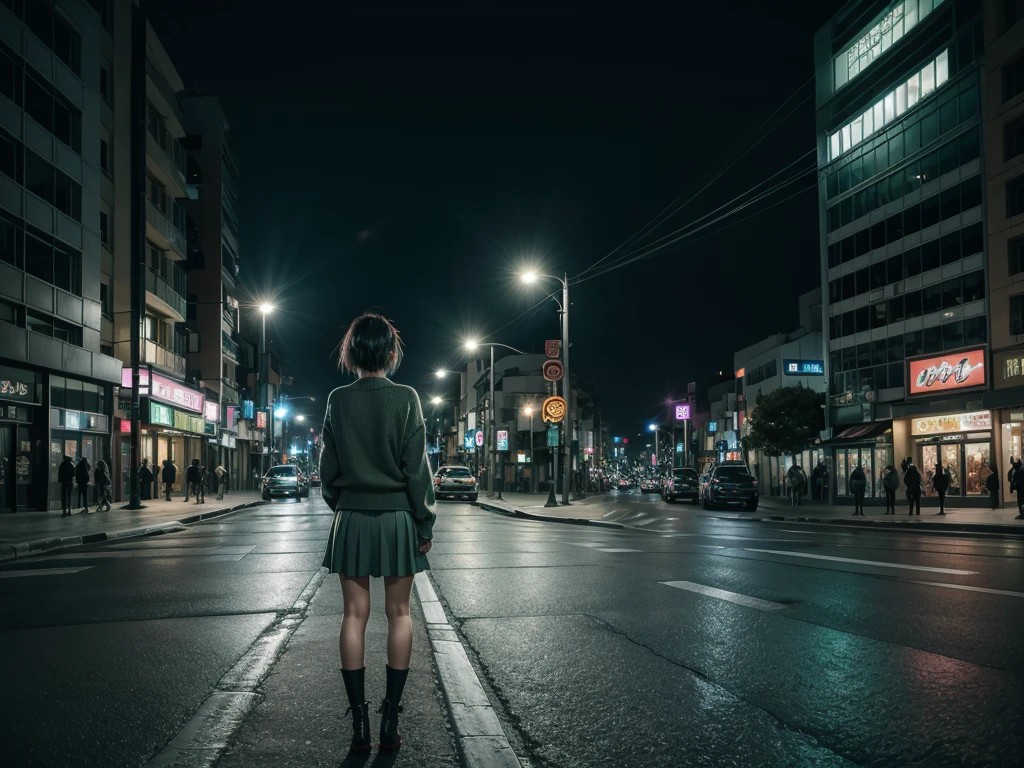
left=321, top=509, right=430, bottom=577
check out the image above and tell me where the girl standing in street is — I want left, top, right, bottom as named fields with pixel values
left=320, top=313, right=435, bottom=754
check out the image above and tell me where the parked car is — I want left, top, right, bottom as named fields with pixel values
left=434, top=465, right=478, bottom=501
left=701, top=464, right=759, bottom=511
left=617, top=477, right=631, bottom=492
left=261, top=465, right=306, bottom=501
left=309, top=472, right=321, bottom=488
left=664, top=467, right=699, bottom=503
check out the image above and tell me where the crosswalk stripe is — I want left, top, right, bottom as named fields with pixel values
left=0, top=567, right=93, bottom=578
left=597, top=548, right=642, bottom=553
left=911, top=581, right=1024, bottom=598
left=745, top=548, right=977, bottom=575
left=660, top=580, right=786, bottom=611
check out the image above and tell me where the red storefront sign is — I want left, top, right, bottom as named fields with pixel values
left=119, top=369, right=204, bottom=412
left=907, top=348, right=986, bottom=396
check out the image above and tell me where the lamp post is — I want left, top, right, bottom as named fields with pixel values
left=465, top=340, right=525, bottom=499
left=521, top=270, right=571, bottom=505
left=430, top=396, right=444, bottom=464
left=649, top=423, right=660, bottom=474
left=258, top=303, right=274, bottom=478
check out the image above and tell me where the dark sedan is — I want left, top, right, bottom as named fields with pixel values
left=702, top=465, right=759, bottom=511
left=664, top=467, right=699, bottom=503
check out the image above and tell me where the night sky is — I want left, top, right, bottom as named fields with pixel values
left=149, top=0, right=846, bottom=434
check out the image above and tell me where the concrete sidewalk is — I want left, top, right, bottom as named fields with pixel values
left=480, top=491, right=1024, bottom=535
left=0, top=491, right=265, bottom=561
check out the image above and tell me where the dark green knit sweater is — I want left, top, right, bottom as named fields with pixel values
left=319, top=377, right=436, bottom=541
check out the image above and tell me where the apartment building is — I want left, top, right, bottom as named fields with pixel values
left=817, top=0, right=990, bottom=506
left=0, top=0, right=122, bottom=512
left=180, top=94, right=243, bottom=482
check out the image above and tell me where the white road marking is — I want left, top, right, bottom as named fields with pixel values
left=597, top=548, right=642, bottom=553
left=911, top=581, right=1024, bottom=598
left=0, top=567, right=93, bottom=578
left=745, top=548, right=977, bottom=575
left=660, top=580, right=786, bottom=611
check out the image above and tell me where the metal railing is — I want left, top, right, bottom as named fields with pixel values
left=222, top=330, right=240, bottom=361
left=145, top=268, right=187, bottom=319
left=142, top=339, right=186, bottom=377
left=146, top=198, right=186, bottom=257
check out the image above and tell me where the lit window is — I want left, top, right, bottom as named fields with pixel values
left=936, top=49, right=949, bottom=86
left=896, top=83, right=908, bottom=115
left=830, top=132, right=841, bottom=160
left=907, top=72, right=921, bottom=107
left=922, top=61, right=935, bottom=96
left=884, top=92, right=895, bottom=123
left=862, top=108, right=874, bottom=136
left=842, top=124, right=852, bottom=151
left=851, top=117, right=863, bottom=146
left=874, top=102, right=884, bottom=131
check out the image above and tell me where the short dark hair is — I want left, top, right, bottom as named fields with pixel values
left=339, top=313, right=403, bottom=375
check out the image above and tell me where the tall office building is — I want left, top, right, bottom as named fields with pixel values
left=0, top=1, right=121, bottom=512
left=981, top=0, right=1024, bottom=492
left=817, top=0, right=989, bottom=507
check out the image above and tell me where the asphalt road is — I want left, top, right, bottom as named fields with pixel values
left=429, top=495, right=1024, bottom=767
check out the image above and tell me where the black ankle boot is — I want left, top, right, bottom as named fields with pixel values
left=341, top=668, right=371, bottom=752
left=378, top=666, right=409, bottom=751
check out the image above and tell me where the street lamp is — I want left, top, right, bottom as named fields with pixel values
left=464, top=339, right=525, bottom=499
left=257, top=302, right=276, bottom=478
left=524, top=405, right=536, bottom=493
left=648, top=424, right=660, bottom=473
left=295, top=414, right=305, bottom=423
left=431, top=396, right=443, bottom=406
left=520, top=269, right=571, bottom=505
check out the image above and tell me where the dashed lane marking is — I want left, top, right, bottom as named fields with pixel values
left=597, top=548, right=643, bottom=553
left=0, top=567, right=93, bottom=578
left=745, top=548, right=977, bottom=575
left=660, top=580, right=786, bottom=611
left=911, top=581, right=1024, bottom=598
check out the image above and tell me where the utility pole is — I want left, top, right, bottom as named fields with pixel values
left=489, top=344, right=495, bottom=499
left=561, top=273, right=571, bottom=505
left=126, top=0, right=146, bottom=510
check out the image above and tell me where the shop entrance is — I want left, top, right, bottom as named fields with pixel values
left=918, top=437, right=992, bottom=497
left=833, top=444, right=894, bottom=501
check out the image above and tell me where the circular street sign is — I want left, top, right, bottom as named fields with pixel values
left=542, top=359, right=564, bottom=382
left=474, top=429, right=484, bottom=447
left=545, top=340, right=561, bottom=358
left=542, top=395, right=568, bottom=423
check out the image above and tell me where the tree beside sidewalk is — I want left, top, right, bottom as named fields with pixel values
left=744, top=386, right=825, bottom=459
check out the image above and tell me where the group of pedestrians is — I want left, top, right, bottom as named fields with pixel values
left=57, top=455, right=112, bottom=517
left=57, top=455, right=229, bottom=516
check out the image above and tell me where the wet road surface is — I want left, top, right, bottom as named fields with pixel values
left=428, top=499, right=1024, bottom=767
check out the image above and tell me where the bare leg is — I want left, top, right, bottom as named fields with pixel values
left=384, top=575, right=414, bottom=669
left=340, top=574, right=370, bottom=670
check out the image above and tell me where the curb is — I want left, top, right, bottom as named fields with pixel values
left=755, top=514, right=1024, bottom=537
left=475, top=500, right=627, bottom=530
left=414, top=572, right=520, bottom=768
left=0, top=500, right=266, bottom=563
left=475, top=499, right=1024, bottom=539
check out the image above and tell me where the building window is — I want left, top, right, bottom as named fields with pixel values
left=1011, top=237, right=1024, bottom=277
left=100, top=282, right=112, bottom=319
left=1005, top=56, right=1024, bottom=103
left=1013, top=295, right=1024, bottom=336
left=24, top=2, right=82, bottom=76
left=0, top=210, right=23, bottom=269
left=100, top=138, right=109, bottom=175
left=147, top=175, right=167, bottom=213
left=26, top=309, right=83, bottom=346
left=24, top=148, right=81, bottom=220
left=24, top=68, right=82, bottom=153
left=99, top=211, right=109, bottom=248
left=23, top=225, right=82, bottom=295
left=830, top=48, right=949, bottom=160
left=1008, top=176, right=1024, bottom=218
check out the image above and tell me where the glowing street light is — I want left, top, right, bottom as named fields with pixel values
left=464, top=339, right=479, bottom=351
left=431, top=396, right=443, bottom=405
left=259, top=303, right=275, bottom=315
left=520, top=271, right=538, bottom=284
left=274, top=406, right=288, bottom=419
left=295, top=414, right=305, bottom=423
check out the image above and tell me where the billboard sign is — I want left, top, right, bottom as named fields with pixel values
left=783, top=359, right=825, bottom=376
left=674, top=403, right=691, bottom=421
left=464, top=433, right=475, bottom=449
left=497, top=430, right=508, bottom=451
left=475, top=429, right=484, bottom=447
left=907, top=348, right=986, bottom=396
left=911, top=411, right=991, bottom=436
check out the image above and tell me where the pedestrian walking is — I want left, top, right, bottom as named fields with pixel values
left=214, top=463, right=226, bottom=500
left=94, top=459, right=112, bottom=512
left=186, top=458, right=202, bottom=504
left=985, top=460, right=999, bottom=510
left=786, top=464, right=807, bottom=506
left=904, top=462, right=923, bottom=515
left=139, top=458, right=154, bottom=500
left=161, top=459, right=176, bottom=501
left=932, top=464, right=950, bottom=515
left=882, top=464, right=899, bottom=514
left=75, top=456, right=91, bottom=514
left=849, top=464, right=867, bottom=516
left=1013, top=460, right=1024, bottom=520
left=58, top=455, right=75, bottom=517
left=320, top=313, right=435, bottom=754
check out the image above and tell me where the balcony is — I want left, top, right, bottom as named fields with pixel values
left=142, top=339, right=186, bottom=377
left=145, top=269, right=187, bottom=322
left=146, top=198, right=186, bottom=258
left=222, top=330, right=240, bottom=361
left=146, top=133, right=187, bottom=198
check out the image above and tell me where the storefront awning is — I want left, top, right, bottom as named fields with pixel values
left=982, top=386, right=1024, bottom=411
left=826, top=420, right=892, bottom=443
